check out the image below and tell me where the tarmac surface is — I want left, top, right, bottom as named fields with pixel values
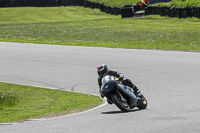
left=0, top=42, right=200, bottom=133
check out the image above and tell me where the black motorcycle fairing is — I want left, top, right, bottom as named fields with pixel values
left=100, top=80, right=117, bottom=96
left=116, top=84, right=137, bottom=108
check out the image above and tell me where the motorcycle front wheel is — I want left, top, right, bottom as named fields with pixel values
left=111, top=94, right=130, bottom=112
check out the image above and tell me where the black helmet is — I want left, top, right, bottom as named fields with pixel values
left=97, top=64, right=108, bottom=77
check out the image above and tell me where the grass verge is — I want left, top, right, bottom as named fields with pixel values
left=0, top=7, right=200, bottom=51
left=89, top=0, right=140, bottom=7
left=0, top=82, right=102, bottom=123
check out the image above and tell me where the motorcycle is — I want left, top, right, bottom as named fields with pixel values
left=100, top=75, right=147, bottom=112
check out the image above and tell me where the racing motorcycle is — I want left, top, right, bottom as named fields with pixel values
left=100, top=75, right=147, bottom=112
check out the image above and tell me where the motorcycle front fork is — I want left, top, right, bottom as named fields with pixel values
left=116, top=90, right=127, bottom=102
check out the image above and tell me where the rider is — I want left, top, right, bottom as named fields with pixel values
left=137, top=0, right=149, bottom=9
left=97, top=64, right=141, bottom=98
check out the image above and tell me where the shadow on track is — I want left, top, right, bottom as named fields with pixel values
left=101, top=109, right=142, bottom=114
left=0, top=124, right=13, bottom=126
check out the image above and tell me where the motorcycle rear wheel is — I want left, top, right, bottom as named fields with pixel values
left=137, top=95, right=147, bottom=109
left=111, top=94, right=130, bottom=112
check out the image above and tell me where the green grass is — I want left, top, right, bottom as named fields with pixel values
left=0, top=82, right=102, bottom=123
left=0, top=7, right=200, bottom=51
left=0, top=7, right=115, bottom=24
left=90, top=0, right=140, bottom=7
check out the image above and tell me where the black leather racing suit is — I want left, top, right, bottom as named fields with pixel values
left=98, top=70, right=139, bottom=93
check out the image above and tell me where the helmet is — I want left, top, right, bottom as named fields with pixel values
left=97, top=64, right=109, bottom=77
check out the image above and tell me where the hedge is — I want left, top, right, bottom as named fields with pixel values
left=145, top=6, right=200, bottom=18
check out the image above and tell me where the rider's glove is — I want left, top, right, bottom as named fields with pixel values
left=118, top=73, right=124, bottom=81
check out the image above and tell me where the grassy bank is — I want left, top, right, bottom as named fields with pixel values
left=0, top=7, right=115, bottom=24
left=0, top=82, right=102, bottom=123
left=0, top=7, right=200, bottom=51
left=90, top=0, right=139, bottom=7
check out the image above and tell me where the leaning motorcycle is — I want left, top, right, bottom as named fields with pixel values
left=100, top=75, right=147, bottom=112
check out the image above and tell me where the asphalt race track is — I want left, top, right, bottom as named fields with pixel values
left=0, top=42, right=200, bottom=133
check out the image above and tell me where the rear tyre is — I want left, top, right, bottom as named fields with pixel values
left=111, top=94, right=130, bottom=112
left=137, top=95, right=147, bottom=109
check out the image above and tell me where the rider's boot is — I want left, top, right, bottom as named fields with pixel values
left=132, top=86, right=142, bottom=104
left=123, top=79, right=141, bottom=97
left=134, top=87, right=141, bottom=97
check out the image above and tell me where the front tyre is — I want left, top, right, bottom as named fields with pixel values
left=111, top=94, right=130, bottom=112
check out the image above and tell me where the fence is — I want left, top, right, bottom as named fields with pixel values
left=0, top=0, right=121, bottom=15
left=149, top=0, right=171, bottom=4
left=145, top=6, right=200, bottom=18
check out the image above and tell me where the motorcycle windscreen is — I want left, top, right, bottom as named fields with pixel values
left=101, top=75, right=115, bottom=85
